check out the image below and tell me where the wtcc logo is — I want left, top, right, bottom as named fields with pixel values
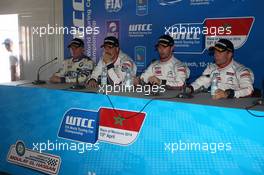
left=105, top=0, right=122, bottom=12
left=128, top=24, right=153, bottom=37
left=58, top=108, right=99, bottom=144
left=66, top=116, right=95, bottom=129
left=129, top=24, right=152, bottom=32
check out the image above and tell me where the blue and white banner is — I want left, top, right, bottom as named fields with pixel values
left=63, top=0, right=264, bottom=88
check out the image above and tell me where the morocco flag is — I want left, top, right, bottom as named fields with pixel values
left=98, top=107, right=146, bottom=145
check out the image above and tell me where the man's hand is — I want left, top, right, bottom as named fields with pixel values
left=87, top=79, right=98, bottom=88
left=213, top=89, right=228, bottom=100
left=148, top=76, right=161, bottom=85
left=49, top=75, right=61, bottom=83
left=103, top=53, right=113, bottom=64
left=133, top=77, right=140, bottom=86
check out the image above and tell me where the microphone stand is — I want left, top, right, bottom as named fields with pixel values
left=32, top=57, right=58, bottom=85
left=253, top=79, right=264, bottom=105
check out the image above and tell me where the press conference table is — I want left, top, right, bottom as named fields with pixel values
left=1, top=80, right=264, bottom=175
left=4, top=80, right=263, bottom=112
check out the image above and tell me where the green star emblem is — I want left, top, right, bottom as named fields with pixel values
left=114, top=115, right=125, bottom=126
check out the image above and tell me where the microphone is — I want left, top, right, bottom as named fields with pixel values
left=254, top=79, right=264, bottom=105
left=32, top=57, right=58, bottom=85
left=176, top=86, right=207, bottom=99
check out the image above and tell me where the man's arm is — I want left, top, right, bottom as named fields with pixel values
left=49, top=61, right=66, bottom=83
left=191, top=65, right=213, bottom=91
left=165, top=63, right=190, bottom=88
left=140, top=63, right=154, bottom=84
left=232, top=68, right=254, bottom=98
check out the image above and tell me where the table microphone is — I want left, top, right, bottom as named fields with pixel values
left=32, top=57, right=58, bottom=85
left=251, top=79, right=264, bottom=106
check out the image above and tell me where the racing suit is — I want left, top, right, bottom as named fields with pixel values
left=54, top=55, right=95, bottom=83
left=140, top=56, right=190, bottom=88
left=90, top=50, right=137, bottom=85
left=191, top=60, right=254, bottom=98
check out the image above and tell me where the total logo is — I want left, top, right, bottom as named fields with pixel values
left=106, top=20, right=120, bottom=39
left=128, top=24, right=152, bottom=37
left=105, top=0, right=122, bottom=12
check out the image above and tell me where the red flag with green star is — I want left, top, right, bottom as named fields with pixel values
left=98, top=107, right=146, bottom=145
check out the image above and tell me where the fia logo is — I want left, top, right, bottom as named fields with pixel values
left=105, top=0, right=122, bottom=12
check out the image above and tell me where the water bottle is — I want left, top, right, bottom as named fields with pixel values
left=101, top=67, right=107, bottom=86
left=211, top=73, right=219, bottom=96
left=123, top=68, right=133, bottom=90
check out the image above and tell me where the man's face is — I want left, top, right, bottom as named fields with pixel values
left=214, top=49, right=232, bottom=66
left=70, top=46, right=84, bottom=59
left=103, top=44, right=119, bottom=60
left=157, top=44, right=173, bottom=61
left=4, top=44, right=12, bottom=52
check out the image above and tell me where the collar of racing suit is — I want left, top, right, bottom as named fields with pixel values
left=72, top=54, right=87, bottom=62
left=159, top=55, right=175, bottom=65
left=216, top=58, right=233, bottom=70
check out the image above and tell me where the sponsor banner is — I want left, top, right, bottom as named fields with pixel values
left=58, top=108, right=99, bottom=144
left=63, top=0, right=264, bottom=88
left=166, top=17, right=254, bottom=54
left=168, top=23, right=205, bottom=54
left=7, top=141, right=61, bottom=175
left=106, top=20, right=120, bottom=38
left=136, top=0, right=148, bottom=16
left=134, top=46, right=147, bottom=73
left=128, top=24, right=152, bottom=38
left=105, top=0, right=123, bottom=12
left=205, top=17, right=255, bottom=49
left=99, top=107, right=146, bottom=145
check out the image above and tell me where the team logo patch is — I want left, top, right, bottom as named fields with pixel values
left=154, top=66, right=162, bottom=75
left=226, top=72, right=235, bottom=76
left=240, top=72, right=251, bottom=78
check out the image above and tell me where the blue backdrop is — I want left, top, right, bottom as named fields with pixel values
left=63, top=0, right=264, bottom=88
